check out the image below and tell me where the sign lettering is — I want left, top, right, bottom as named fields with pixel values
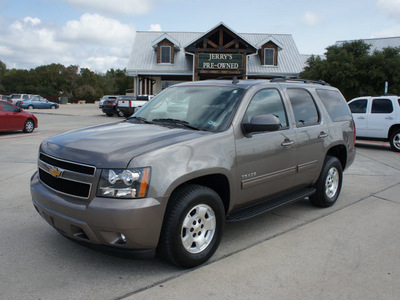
left=198, top=53, right=243, bottom=70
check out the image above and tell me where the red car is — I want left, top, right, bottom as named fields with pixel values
left=0, top=100, right=38, bottom=133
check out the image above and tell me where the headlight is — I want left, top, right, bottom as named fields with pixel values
left=97, top=167, right=151, bottom=198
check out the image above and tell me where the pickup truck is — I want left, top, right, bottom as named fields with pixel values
left=117, top=95, right=153, bottom=118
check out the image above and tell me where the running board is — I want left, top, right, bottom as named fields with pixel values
left=226, top=188, right=316, bottom=223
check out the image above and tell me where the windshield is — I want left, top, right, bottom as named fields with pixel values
left=131, top=85, right=244, bottom=132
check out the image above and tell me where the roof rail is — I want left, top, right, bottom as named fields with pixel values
left=270, top=78, right=330, bottom=86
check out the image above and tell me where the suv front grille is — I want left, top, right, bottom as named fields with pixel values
left=38, top=153, right=96, bottom=199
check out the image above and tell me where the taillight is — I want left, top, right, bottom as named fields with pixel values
left=352, top=120, right=356, bottom=146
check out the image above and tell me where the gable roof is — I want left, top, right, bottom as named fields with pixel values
left=126, top=26, right=305, bottom=77
left=151, top=33, right=181, bottom=50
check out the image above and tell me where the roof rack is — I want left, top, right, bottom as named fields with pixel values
left=270, top=77, right=330, bottom=86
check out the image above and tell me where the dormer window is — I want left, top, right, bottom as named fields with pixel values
left=160, top=46, right=171, bottom=64
left=264, top=48, right=275, bottom=65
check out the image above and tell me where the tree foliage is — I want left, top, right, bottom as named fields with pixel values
left=300, top=40, right=400, bottom=100
left=0, top=61, right=132, bottom=102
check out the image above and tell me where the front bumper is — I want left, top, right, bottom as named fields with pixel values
left=31, top=171, right=167, bottom=251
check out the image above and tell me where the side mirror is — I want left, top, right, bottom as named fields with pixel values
left=242, top=114, right=281, bottom=135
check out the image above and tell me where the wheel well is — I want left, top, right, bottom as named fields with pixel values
left=173, top=174, right=230, bottom=214
left=326, top=145, right=347, bottom=170
left=388, top=124, right=400, bottom=139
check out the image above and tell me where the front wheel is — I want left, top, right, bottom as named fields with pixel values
left=310, top=156, right=343, bottom=207
left=158, top=184, right=225, bottom=268
left=389, top=129, right=400, bottom=152
left=28, top=105, right=34, bottom=109
left=23, top=119, right=35, bottom=133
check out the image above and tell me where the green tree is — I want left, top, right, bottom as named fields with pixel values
left=301, top=40, right=400, bottom=99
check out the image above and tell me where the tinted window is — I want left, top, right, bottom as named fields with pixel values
left=244, top=89, right=288, bottom=129
left=316, top=89, right=352, bottom=121
left=0, top=102, right=18, bottom=112
left=287, top=88, right=319, bottom=127
left=372, top=99, right=393, bottom=114
left=349, top=99, right=367, bottom=113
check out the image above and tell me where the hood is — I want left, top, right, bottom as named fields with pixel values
left=40, top=121, right=209, bottom=168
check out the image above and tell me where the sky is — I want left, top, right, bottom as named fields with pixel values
left=1, top=0, right=400, bottom=72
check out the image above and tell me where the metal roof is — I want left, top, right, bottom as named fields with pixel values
left=336, top=36, right=400, bottom=52
left=126, top=29, right=305, bottom=77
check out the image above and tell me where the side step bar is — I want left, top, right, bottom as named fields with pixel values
left=226, top=187, right=316, bottom=223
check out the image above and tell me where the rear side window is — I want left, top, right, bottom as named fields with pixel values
left=372, top=99, right=393, bottom=114
left=287, top=88, right=319, bottom=127
left=316, top=89, right=352, bottom=121
left=349, top=99, right=367, bottom=113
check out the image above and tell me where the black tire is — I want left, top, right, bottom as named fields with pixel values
left=28, top=105, right=34, bottom=109
left=158, top=184, right=225, bottom=268
left=106, top=113, right=114, bottom=117
left=123, top=114, right=132, bottom=118
left=389, top=129, right=400, bottom=152
left=117, top=110, right=124, bottom=117
left=23, top=119, right=35, bottom=133
left=51, top=105, right=56, bottom=109
left=310, top=156, right=343, bottom=207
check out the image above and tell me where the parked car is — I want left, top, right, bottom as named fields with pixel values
left=31, top=79, right=355, bottom=268
left=0, top=94, right=9, bottom=101
left=348, top=95, right=400, bottom=152
left=18, top=96, right=59, bottom=109
left=101, top=97, right=123, bottom=117
left=0, top=100, right=38, bottom=133
left=9, top=94, right=32, bottom=105
left=117, top=95, right=153, bottom=118
left=99, top=95, right=117, bottom=108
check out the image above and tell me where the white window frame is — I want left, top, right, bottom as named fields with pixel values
left=264, top=48, right=275, bottom=66
left=160, top=46, right=171, bottom=64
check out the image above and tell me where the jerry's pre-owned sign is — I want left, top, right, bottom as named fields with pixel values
left=198, top=53, right=243, bottom=70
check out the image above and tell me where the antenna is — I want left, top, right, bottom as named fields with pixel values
left=232, top=76, right=239, bottom=84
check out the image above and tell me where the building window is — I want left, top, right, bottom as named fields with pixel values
left=264, top=48, right=275, bottom=65
left=160, top=46, right=171, bottom=63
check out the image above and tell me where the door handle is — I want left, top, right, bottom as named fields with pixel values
left=385, top=116, right=394, bottom=120
left=357, top=116, right=365, bottom=119
left=281, top=139, right=295, bottom=148
left=318, top=132, right=328, bottom=139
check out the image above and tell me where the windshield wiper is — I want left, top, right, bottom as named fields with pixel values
left=127, top=116, right=153, bottom=124
left=152, top=118, right=201, bottom=131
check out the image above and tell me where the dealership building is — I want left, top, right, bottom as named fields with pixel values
left=126, top=23, right=306, bottom=96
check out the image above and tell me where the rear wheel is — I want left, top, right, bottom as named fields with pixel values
left=117, top=110, right=124, bottom=117
left=106, top=113, right=114, bottom=117
left=28, top=105, right=34, bottom=109
left=23, top=119, right=35, bottom=133
left=389, top=129, right=400, bottom=152
left=310, top=156, right=343, bottom=207
left=158, top=184, right=225, bottom=268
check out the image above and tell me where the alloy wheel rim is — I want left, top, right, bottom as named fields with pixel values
left=26, top=121, right=33, bottom=132
left=325, top=167, right=339, bottom=198
left=394, top=133, right=400, bottom=150
left=181, top=204, right=216, bottom=254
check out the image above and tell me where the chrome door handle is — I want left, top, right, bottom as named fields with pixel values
left=318, top=132, right=328, bottom=139
left=281, top=139, right=295, bottom=148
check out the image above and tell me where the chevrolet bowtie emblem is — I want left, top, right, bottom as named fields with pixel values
left=49, top=167, right=63, bottom=178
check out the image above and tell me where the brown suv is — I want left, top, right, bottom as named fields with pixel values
left=31, top=78, right=356, bottom=267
